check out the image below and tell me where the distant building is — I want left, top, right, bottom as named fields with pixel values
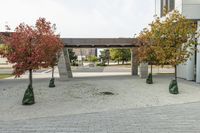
left=156, top=0, right=200, bottom=83
left=72, top=48, right=97, bottom=60
left=156, top=0, right=175, bottom=17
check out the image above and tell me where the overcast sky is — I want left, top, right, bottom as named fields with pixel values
left=0, top=0, right=155, bottom=38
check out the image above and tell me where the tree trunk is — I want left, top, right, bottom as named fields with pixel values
left=122, top=60, right=124, bottom=64
left=29, top=69, right=33, bottom=88
left=52, top=66, right=54, bottom=79
left=146, top=63, right=153, bottom=84
left=175, top=65, right=177, bottom=81
left=22, top=69, right=35, bottom=105
left=169, top=65, right=179, bottom=94
left=118, top=60, right=119, bottom=64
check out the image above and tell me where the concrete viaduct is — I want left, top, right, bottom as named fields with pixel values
left=58, top=38, right=148, bottom=80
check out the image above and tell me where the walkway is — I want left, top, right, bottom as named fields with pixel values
left=1, top=102, right=200, bottom=133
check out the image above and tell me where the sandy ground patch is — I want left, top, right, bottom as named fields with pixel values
left=0, top=75, right=200, bottom=121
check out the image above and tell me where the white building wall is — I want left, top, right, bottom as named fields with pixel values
left=156, top=0, right=200, bottom=83
left=197, top=45, right=200, bottom=83
left=177, top=45, right=196, bottom=81
left=155, top=0, right=161, bottom=16
left=175, top=0, right=200, bottom=82
left=175, top=0, right=182, bottom=12
left=182, top=0, right=200, bottom=20
left=177, top=64, right=186, bottom=79
left=157, top=0, right=200, bottom=19
left=177, top=44, right=196, bottom=81
left=186, top=54, right=195, bottom=81
left=196, top=21, right=200, bottom=83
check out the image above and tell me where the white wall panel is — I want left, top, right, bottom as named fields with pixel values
left=177, top=64, right=186, bottom=79
left=186, top=54, right=195, bottom=80
left=182, top=5, right=200, bottom=19
left=183, top=0, right=200, bottom=5
left=196, top=21, right=200, bottom=83
left=175, top=0, right=183, bottom=12
left=197, top=45, right=200, bottom=83
left=155, top=0, right=161, bottom=16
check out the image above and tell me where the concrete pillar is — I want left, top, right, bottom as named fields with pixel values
left=196, top=21, right=200, bottom=83
left=131, top=48, right=138, bottom=76
left=58, top=48, right=73, bottom=80
left=139, top=63, right=148, bottom=78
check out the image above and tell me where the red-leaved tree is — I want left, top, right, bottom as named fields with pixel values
left=35, top=18, right=63, bottom=87
left=1, top=18, right=63, bottom=105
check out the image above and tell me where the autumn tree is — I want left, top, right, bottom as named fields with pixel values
left=142, top=10, right=198, bottom=94
left=1, top=18, right=63, bottom=105
left=35, top=18, right=63, bottom=88
left=137, top=17, right=163, bottom=84
left=138, top=10, right=198, bottom=91
left=137, top=27, right=159, bottom=84
left=1, top=25, right=39, bottom=105
left=159, top=11, right=197, bottom=94
left=0, top=44, right=5, bottom=56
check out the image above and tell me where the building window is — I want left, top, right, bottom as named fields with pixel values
left=169, top=0, right=175, bottom=11
left=160, top=0, right=175, bottom=17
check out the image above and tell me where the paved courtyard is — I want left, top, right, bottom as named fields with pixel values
left=0, top=66, right=199, bottom=132
left=1, top=102, right=200, bottom=133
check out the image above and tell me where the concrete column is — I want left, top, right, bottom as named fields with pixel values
left=139, top=63, right=148, bottom=78
left=196, top=21, right=200, bottom=83
left=58, top=48, right=73, bottom=80
left=131, top=48, right=138, bottom=76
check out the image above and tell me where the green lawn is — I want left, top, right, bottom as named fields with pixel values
left=0, top=74, right=13, bottom=79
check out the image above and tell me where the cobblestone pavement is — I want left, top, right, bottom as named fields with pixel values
left=1, top=102, right=200, bottom=133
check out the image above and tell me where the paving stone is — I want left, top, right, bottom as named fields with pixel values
left=1, top=102, right=200, bottom=132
